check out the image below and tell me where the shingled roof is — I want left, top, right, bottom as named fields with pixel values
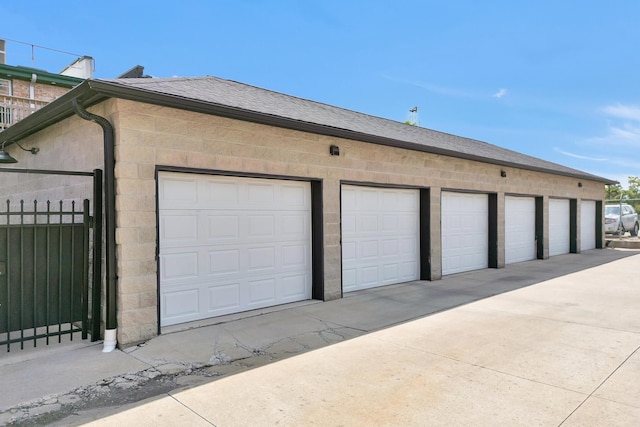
left=0, top=75, right=613, bottom=183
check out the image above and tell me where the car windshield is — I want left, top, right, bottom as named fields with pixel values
left=605, top=206, right=620, bottom=215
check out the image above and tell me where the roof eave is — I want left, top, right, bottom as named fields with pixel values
left=0, top=63, right=84, bottom=87
left=0, top=79, right=616, bottom=185
left=0, top=80, right=100, bottom=143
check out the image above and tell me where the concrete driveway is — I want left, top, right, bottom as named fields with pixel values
left=84, top=251, right=640, bottom=425
left=2, top=249, right=639, bottom=425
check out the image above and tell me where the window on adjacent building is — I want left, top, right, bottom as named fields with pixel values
left=0, top=78, right=11, bottom=127
left=0, top=78, right=10, bottom=95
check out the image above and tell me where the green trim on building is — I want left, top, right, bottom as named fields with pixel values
left=0, top=63, right=84, bottom=87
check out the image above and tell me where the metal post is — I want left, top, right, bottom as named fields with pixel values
left=92, top=169, right=103, bottom=341
left=82, top=199, right=89, bottom=340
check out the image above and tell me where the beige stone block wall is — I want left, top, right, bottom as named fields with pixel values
left=0, top=97, right=608, bottom=347
left=542, top=196, right=550, bottom=259
left=0, top=105, right=105, bottom=209
left=496, top=192, right=506, bottom=268
left=109, top=98, right=605, bottom=345
left=429, top=187, right=442, bottom=280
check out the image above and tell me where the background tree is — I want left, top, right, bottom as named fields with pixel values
left=626, top=176, right=640, bottom=211
left=606, top=176, right=640, bottom=211
left=627, top=177, right=640, bottom=198
left=606, top=183, right=623, bottom=200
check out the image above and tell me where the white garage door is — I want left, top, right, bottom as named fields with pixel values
left=581, top=201, right=596, bottom=251
left=549, top=198, right=570, bottom=256
left=158, top=172, right=312, bottom=326
left=505, top=196, right=536, bottom=264
left=341, top=185, right=419, bottom=292
left=441, top=192, right=488, bottom=275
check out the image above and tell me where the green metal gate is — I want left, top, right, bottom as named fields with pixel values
left=0, top=168, right=102, bottom=352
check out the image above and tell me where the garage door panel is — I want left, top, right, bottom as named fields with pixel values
left=206, top=283, right=240, bottom=312
left=382, top=192, right=397, bottom=206
left=248, top=215, right=275, bottom=237
left=382, top=215, right=397, bottom=231
left=204, top=211, right=310, bottom=244
left=161, top=214, right=199, bottom=242
left=159, top=172, right=312, bottom=326
left=280, top=185, right=308, bottom=208
left=342, top=189, right=356, bottom=210
left=399, top=214, right=418, bottom=232
left=549, top=199, right=570, bottom=256
left=281, top=215, right=306, bottom=237
left=248, top=278, right=276, bottom=305
left=359, top=215, right=378, bottom=232
left=360, top=240, right=379, bottom=258
left=206, top=181, right=239, bottom=205
left=208, top=215, right=239, bottom=240
left=400, top=261, right=418, bottom=278
left=160, top=177, right=198, bottom=206
left=247, top=183, right=275, bottom=205
left=442, top=192, right=488, bottom=275
left=382, top=239, right=398, bottom=256
left=343, top=269, right=356, bottom=288
left=360, top=266, right=379, bottom=286
left=383, top=264, right=398, bottom=280
left=505, top=196, right=536, bottom=264
left=360, top=190, right=378, bottom=208
left=341, top=185, right=420, bottom=292
left=342, top=214, right=356, bottom=233
left=248, top=247, right=275, bottom=271
left=342, top=241, right=357, bottom=260
left=399, top=191, right=418, bottom=208
left=442, top=252, right=461, bottom=274
left=282, top=244, right=306, bottom=267
left=281, top=274, right=309, bottom=299
left=581, top=201, right=596, bottom=251
left=400, top=237, right=418, bottom=254
left=161, top=251, right=199, bottom=280
left=208, top=250, right=239, bottom=275
left=163, top=288, right=200, bottom=319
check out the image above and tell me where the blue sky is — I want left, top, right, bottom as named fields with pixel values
left=2, top=1, right=639, bottom=186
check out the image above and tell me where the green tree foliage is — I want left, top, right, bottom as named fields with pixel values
left=627, top=176, right=640, bottom=199
left=606, top=176, right=640, bottom=212
left=606, top=183, right=623, bottom=200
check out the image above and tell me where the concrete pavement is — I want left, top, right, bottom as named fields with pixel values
left=1, top=249, right=639, bottom=425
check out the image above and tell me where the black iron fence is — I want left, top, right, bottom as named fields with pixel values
left=0, top=200, right=88, bottom=349
left=0, top=168, right=102, bottom=352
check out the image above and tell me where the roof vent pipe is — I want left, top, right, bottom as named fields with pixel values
left=71, top=99, right=118, bottom=353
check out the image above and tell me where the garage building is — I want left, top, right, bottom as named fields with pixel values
left=0, top=76, right=612, bottom=347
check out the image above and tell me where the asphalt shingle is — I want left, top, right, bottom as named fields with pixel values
left=99, top=76, right=609, bottom=182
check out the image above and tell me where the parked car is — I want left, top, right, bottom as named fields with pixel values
left=605, top=204, right=639, bottom=236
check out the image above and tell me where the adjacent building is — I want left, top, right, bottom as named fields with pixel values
left=0, top=39, right=90, bottom=130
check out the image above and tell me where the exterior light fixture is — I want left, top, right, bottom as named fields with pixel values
left=0, top=141, right=39, bottom=164
left=500, top=170, right=507, bottom=178
left=0, top=142, right=17, bottom=163
left=330, top=145, right=340, bottom=156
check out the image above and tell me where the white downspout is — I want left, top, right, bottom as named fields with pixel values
left=102, top=329, right=117, bottom=352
